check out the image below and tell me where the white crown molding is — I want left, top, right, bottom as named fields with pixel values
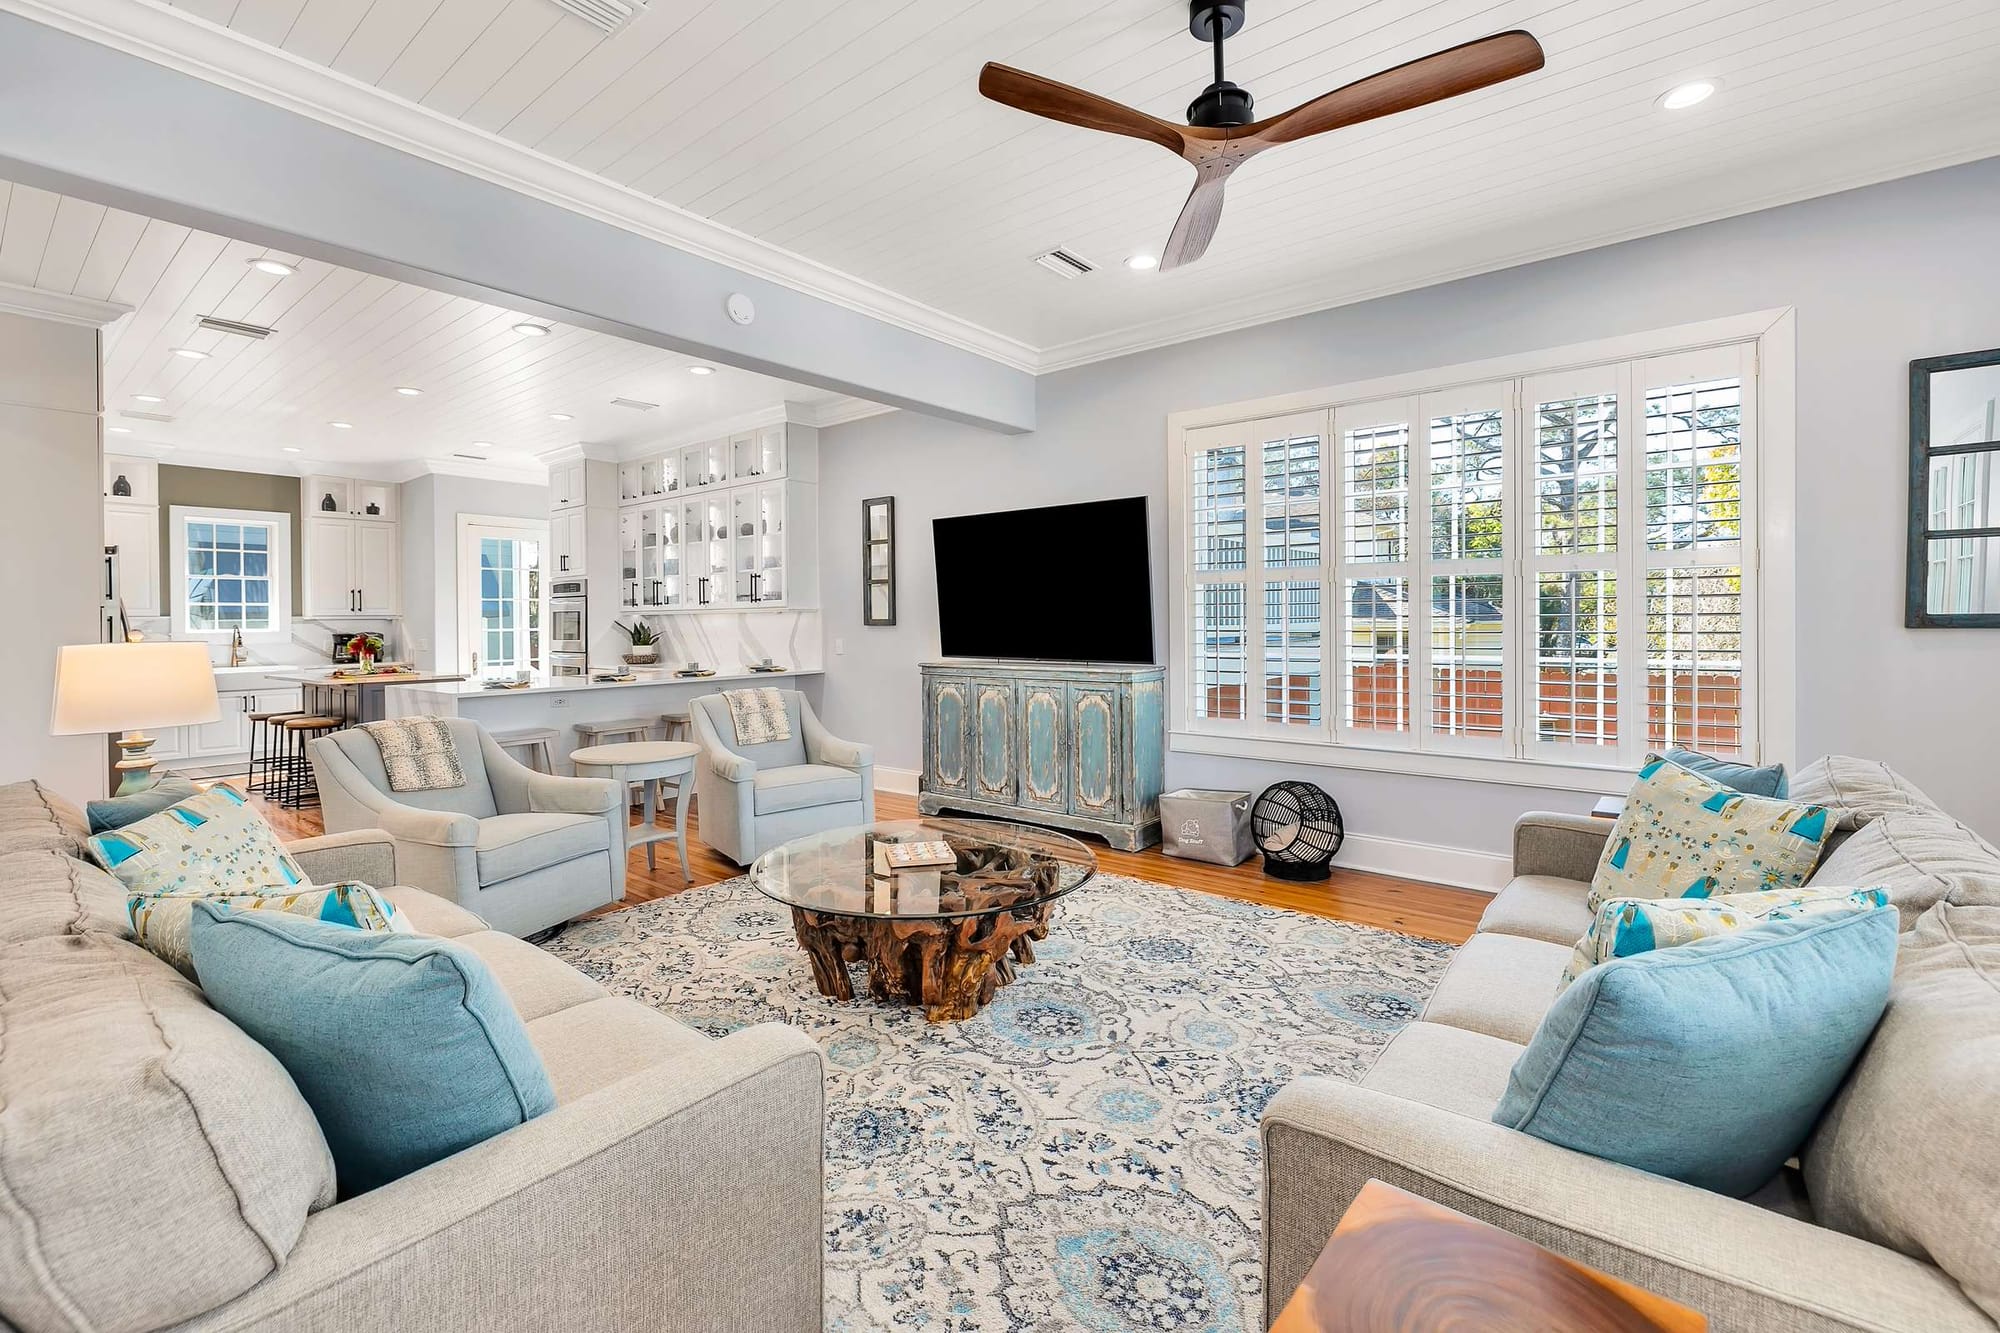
left=2, top=0, right=1039, bottom=375
left=0, top=277, right=129, bottom=327
left=798, top=395, right=897, bottom=429
left=532, top=441, right=617, bottom=467
left=417, top=456, right=548, bottom=485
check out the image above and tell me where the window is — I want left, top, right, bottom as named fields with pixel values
left=1169, top=316, right=1790, bottom=789
left=458, top=517, right=546, bottom=676
left=1908, top=349, right=2000, bottom=626
left=170, top=506, right=291, bottom=640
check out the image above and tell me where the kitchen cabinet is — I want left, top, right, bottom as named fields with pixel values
left=103, top=454, right=158, bottom=504
left=157, top=682, right=302, bottom=773
left=304, top=517, right=400, bottom=617
left=550, top=461, right=589, bottom=512
left=104, top=499, right=160, bottom=618
left=552, top=510, right=587, bottom=577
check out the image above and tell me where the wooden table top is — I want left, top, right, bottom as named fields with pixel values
left=305, top=672, right=468, bottom=689
left=1270, top=1181, right=1706, bottom=1333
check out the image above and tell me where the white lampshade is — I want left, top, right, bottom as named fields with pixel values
left=50, top=642, right=221, bottom=735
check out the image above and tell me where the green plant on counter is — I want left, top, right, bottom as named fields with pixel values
left=618, top=620, right=659, bottom=646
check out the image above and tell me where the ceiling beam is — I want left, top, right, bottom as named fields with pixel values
left=0, top=7, right=1036, bottom=434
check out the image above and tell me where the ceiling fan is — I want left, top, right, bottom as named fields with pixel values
left=979, top=3, right=1544, bottom=271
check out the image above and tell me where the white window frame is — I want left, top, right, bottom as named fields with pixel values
left=169, top=504, right=293, bottom=643
left=1165, top=309, right=1797, bottom=794
left=456, top=514, right=549, bottom=678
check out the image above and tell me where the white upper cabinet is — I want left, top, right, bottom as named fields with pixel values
left=103, top=454, right=158, bottom=505
left=302, top=475, right=397, bottom=521
left=551, top=510, right=587, bottom=578
left=354, top=521, right=400, bottom=615
left=302, top=517, right=355, bottom=617
left=550, top=460, right=589, bottom=512
left=104, top=500, right=160, bottom=617
left=300, top=474, right=402, bottom=617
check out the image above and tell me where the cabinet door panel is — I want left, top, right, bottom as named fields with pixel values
left=304, top=518, right=355, bottom=617
left=189, top=696, right=252, bottom=757
left=1068, top=686, right=1123, bottom=820
left=104, top=502, right=160, bottom=617
left=926, top=679, right=971, bottom=798
left=1016, top=683, right=1068, bottom=813
left=971, top=681, right=1015, bottom=803
left=354, top=522, right=399, bottom=615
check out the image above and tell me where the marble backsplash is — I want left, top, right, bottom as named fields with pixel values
left=614, top=609, right=823, bottom=674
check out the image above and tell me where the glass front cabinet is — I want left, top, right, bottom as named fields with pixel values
left=612, top=422, right=817, bottom=614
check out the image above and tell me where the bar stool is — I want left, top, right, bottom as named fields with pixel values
left=247, top=709, right=302, bottom=795
left=575, top=718, right=659, bottom=808
left=277, top=716, right=341, bottom=808
left=660, top=711, right=692, bottom=744
left=493, top=726, right=561, bottom=774
left=570, top=741, right=700, bottom=883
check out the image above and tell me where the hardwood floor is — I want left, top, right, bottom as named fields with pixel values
left=254, top=787, right=1485, bottom=945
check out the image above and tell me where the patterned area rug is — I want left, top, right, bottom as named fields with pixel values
left=543, top=873, right=1453, bottom=1333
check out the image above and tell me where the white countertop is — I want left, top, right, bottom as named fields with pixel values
left=395, top=667, right=822, bottom=699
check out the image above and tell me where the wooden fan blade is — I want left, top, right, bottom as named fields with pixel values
left=1160, top=164, right=1233, bottom=271
left=1243, top=30, right=1544, bottom=148
left=979, top=63, right=1191, bottom=156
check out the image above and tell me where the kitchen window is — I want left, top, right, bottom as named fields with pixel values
left=169, top=506, right=292, bottom=641
left=1166, top=312, right=1796, bottom=792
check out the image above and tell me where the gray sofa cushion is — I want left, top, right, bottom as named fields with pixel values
left=1477, top=874, right=1597, bottom=946
left=381, top=883, right=489, bottom=938
left=1803, top=903, right=2000, bottom=1322
left=1419, top=932, right=1572, bottom=1045
left=1358, top=1020, right=1523, bottom=1119
left=453, top=930, right=606, bottom=1022
left=0, top=850, right=132, bottom=944
left=475, top=812, right=610, bottom=885
left=525, top=995, right=712, bottom=1103
left=0, top=779, right=89, bottom=858
left=1790, top=756, right=1941, bottom=831
left=753, top=763, right=864, bottom=815
left=0, top=934, right=336, bottom=1333
left=1807, top=809, right=2000, bottom=929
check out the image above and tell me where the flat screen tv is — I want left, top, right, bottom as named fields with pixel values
left=933, top=496, right=1154, bottom=663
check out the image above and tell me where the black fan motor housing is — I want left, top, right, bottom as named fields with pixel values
left=1250, top=780, right=1345, bottom=881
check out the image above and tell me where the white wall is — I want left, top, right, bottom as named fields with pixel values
left=818, top=155, right=2000, bottom=853
left=399, top=473, right=552, bottom=673
left=0, top=312, right=106, bottom=801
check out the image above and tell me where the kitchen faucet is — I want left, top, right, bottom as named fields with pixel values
left=228, top=626, right=247, bottom=667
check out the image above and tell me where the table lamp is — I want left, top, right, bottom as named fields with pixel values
left=51, top=642, right=220, bottom=795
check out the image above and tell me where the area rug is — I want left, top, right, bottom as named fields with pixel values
left=543, top=873, right=1454, bottom=1333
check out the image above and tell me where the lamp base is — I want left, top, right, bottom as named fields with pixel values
left=113, top=731, right=161, bottom=796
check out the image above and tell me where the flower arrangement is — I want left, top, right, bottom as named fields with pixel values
left=344, top=633, right=385, bottom=671
left=617, top=620, right=660, bottom=665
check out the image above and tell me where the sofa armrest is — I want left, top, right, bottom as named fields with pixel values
left=1513, top=811, right=1614, bottom=882
left=801, top=709, right=872, bottom=772
left=1261, top=1078, right=1988, bottom=1333
left=708, top=749, right=756, bottom=784
left=184, top=1024, right=824, bottom=1333
left=287, top=830, right=396, bottom=888
left=522, top=772, right=621, bottom=817
left=374, top=802, right=480, bottom=850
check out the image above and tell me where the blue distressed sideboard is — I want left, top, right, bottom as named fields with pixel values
left=919, top=661, right=1166, bottom=851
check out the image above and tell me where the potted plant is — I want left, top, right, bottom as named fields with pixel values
left=344, top=632, right=385, bottom=673
left=618, top=620, right=661, bottom=666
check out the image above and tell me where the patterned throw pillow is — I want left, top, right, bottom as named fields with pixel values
left=1588, top=758, right=1832, bottom=914
left=1561, top=886, right=1891, bottom=991
left=86, top=784, right=310, bottom=898
left=130, top=883, right=412, bottom=977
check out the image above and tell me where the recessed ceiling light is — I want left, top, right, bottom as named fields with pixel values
left=513, top=322, right=551, bottom=337
left=248, top=257, right=296, bottom=277
left=688, top=365, right=715, bottom=376
left=106, top=426, right=131, bottom=434
left=470, top=440, right=493, bottom=448
left=282, top=446, right=302, bottom=454
left=171, top=347, right=209, bottom=360
left=394, top=386, right=423, bottom=396
left=1657, top=79, right=1717, bottom=111
left=1126, top=254, right=1159, bottom=271
left=329, top=421, right=353, bottom=430
left=132, top=393, right=165, bottom=404
left=549, top=413, right=573, bottom=422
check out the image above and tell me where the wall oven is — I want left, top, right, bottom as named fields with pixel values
left=550, top=578, right=587, bottom=677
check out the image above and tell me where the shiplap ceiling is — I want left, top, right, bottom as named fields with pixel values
left=0, top=179, right=846, bottom=471
left=115, top=0, right=2000, bottom=361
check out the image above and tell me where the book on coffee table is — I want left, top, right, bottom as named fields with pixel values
left=879, top=840, right=955, bottom=870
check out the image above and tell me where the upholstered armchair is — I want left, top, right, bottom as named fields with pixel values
left=309, top=718, right=623, bottom=937
left=689, top=691, right=874, bottom=865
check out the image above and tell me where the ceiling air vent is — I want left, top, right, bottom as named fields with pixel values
left=547, top=0, right=648, bottom=37
left=609, top=396, right=660, bottom=412
left=452, top=453, right=489, bottom=461
left=195, top=315, right=276, bottom=340
left=119, top=409, right=176, bottom=423
left=1031, top=247, right=1094, bottom=279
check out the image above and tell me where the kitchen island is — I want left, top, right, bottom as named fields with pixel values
left=387, top=668, right=825, bottom=773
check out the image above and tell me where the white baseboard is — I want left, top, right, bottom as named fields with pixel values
left=1333, top=832, right=1509, bottom=894
left=877, top=766, right=921, bottom=797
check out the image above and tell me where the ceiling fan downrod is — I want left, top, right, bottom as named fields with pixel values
left=1186, top=2, right=1254, bottom=128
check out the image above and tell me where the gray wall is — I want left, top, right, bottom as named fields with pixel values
left=819, top=155, right=2000, bottom=850
left=399, top=473, right=552, bottom=674
left=156, top=465, right=303, bottom=607
left=0, top=312, right=105, bottom=801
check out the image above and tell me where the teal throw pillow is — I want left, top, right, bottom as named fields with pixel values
left=85, top=776, right=201, bottom=833
left=1660, top=748, right=1789, bottom=799
left=189, top=902, right=556, bottom=1197
left=1494, top=908, right=1897, bottom=1197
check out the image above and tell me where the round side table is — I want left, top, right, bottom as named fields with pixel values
left=570, top=741, right=701, bottom=884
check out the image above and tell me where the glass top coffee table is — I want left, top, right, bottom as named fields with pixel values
left=749, top=818, right=1097, bottom=1022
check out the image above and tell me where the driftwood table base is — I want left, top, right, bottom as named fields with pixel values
left=792, top=905, right=1054, bottom=1022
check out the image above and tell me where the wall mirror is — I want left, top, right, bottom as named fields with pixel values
left=1909, top=349, right=2000, bottom=627
left=863, top=496, right=896, bottom=626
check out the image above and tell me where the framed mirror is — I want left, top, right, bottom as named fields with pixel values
left=863, top=496, right=896, bottom=626
left=1908, top=348, right=2000, bottom=627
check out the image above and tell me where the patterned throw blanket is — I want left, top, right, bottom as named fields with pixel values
left=359, top=717, right=467, bottom=792
left=723, top=688, right=791, bottom=745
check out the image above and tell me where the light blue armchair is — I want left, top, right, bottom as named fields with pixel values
left=689, top=691, right=873, bottom=865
